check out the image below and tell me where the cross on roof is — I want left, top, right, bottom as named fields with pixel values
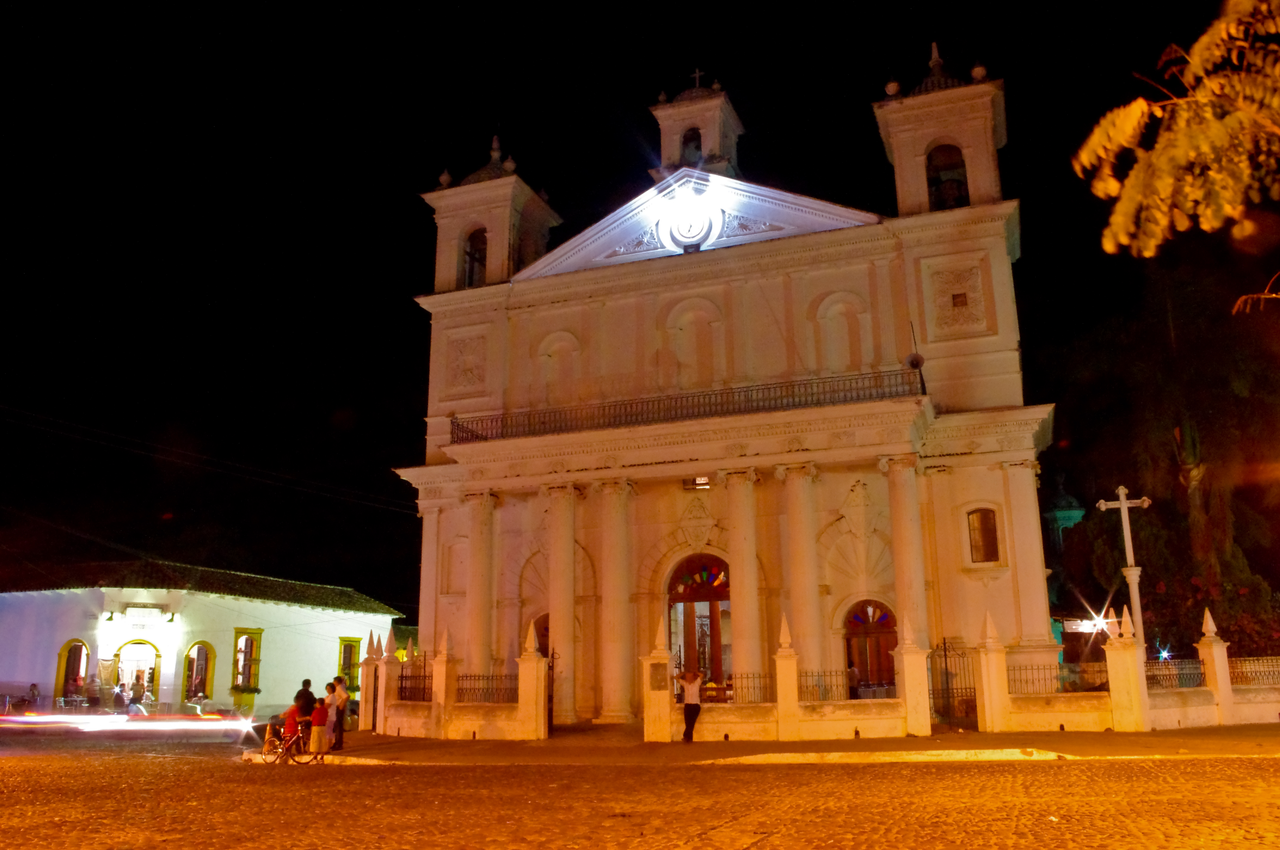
left=691, top=68, right=705, bottom=88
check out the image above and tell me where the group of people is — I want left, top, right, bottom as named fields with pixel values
left=278, top=675, right=351, bottom=755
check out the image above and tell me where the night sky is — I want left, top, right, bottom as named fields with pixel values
left=5, top=6, right=1274, bottom=624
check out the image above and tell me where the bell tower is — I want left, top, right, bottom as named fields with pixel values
left=872, top=44, right=1007, bottom=217
left=421, top=137, right=562, bottom=293
left=649, top=71, right=745, bottom=182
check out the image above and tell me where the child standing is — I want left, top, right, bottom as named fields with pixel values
left=309, top=695, right=329, bottom=755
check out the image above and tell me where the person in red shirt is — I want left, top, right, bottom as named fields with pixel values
left=281, top=704, right=300, bottom=738
left=309, top=699, right=329, bottom=755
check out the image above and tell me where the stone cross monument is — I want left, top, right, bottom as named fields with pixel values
left=1097, top=485, right=1152, bottom=650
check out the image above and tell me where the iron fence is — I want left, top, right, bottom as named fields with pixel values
left=1007, top=663, right=1110, bottom=695
left=451, top=369, right=924, bottom=444
left=730, top=673, right=776, bottom=705
left=456, top=674, right=519, bottom=704
left=798, top=670, right=858, bottom=702
left=1228, top=656, right=1280, bottom=687
left=1145, top=659, right=1206, bottom=690
left=397, top=672, right=433, bottom=702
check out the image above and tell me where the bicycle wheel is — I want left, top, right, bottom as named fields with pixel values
left=261, top=736, right=285, bottom=764
left=289, top=739, right=316, bottom=765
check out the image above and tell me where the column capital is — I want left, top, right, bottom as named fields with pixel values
left=773, top=461, right=818, bottom=482
left=1121, top=566, right=1142, bottom=581
left=715, top=467, right=758, bottom=486
left=591, top=479, right=636, bottom=497
left=539, top=483, right=581, bottom=500
left=877, top=453, right=919, bottom=474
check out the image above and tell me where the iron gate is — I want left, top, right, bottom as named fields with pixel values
left=928, top=639, right=976, bottom=730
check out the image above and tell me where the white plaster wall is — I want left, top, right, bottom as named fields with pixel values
left=1148, top=687, right=1219, bottom=730
left=0, top=588, right=392, bottom=717
left=1007, top=693, right=1113, bottom=732
left=1230, top=685, right=1280, bottom=725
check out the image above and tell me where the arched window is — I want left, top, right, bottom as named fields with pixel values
left=967, top=508, right=999, bottom=563
left=927, top=144, right=969, bottom=211
left=680, top=128, right=703, bottom=166
left=463, top=228, right=487, bottom=289
left=667, top=554, right=730, bottom=687
left=845, top=601, right=897, bottom=695
left=183, top=642, right=216, bottom=701
left=56, top=639, right=90, bottom=699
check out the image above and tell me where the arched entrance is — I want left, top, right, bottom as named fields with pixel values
left=54, top=639, right=90, bottom=699
left=667, top=554, right=730, bottom=685
left=114, top=640, right=160, bottom=704
left=845, top=600, right=897, bottom=695
left=182, top=642, right=216, bottom=701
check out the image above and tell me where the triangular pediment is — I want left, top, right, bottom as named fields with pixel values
left=513, top=168, right=880, bottom=281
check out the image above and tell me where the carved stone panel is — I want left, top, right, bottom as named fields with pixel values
left=444, top=334, right=488, bottom=396
left=920, top=251, right=996, bottom=342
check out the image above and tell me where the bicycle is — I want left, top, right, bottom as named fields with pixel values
left=262, top=719, right=321, bottom=765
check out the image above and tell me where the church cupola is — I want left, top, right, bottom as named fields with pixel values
left=420, top=136, right=562, bottom=293
left=872, top=44, right=1007, bottom=217
left=649, top=71, right=745, bottom=182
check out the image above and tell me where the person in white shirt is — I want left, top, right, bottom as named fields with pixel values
left=675, top=670, right=704, bottom=743
left=331, top=676, right=350, bottom=751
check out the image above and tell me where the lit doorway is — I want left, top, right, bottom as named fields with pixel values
left=845, top=600, right=897, bottom=696
left=667, top=554, right=731, bottom=686
left=183, top=642, right=215, bottom=701
left=114, top=640, right=160, bottom=705
left=56, top=639, right=90, bottom=699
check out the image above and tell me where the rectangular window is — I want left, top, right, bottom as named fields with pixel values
left=338, top=637, right=362, bottom=690
left=967, top=509, right=999, bottom=563
left=233, top=628, right=263, bottom=688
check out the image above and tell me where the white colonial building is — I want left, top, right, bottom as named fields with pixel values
left=0, top=559, right=397, bottom=716
left=397, top=53, right=1059, bottom=732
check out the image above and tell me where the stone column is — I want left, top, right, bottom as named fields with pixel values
left=417, top=506, right=441, bottom=650
left=723, top=468, right=762, bottom=676
left=1121, top=566, right=1146, bottom=652
left=893, top=615, right=932, bottom=737
left=545, top=484, right=578, bottom=724
left=708, top=601, right=724, bottom=683
left=1003, top=460, right=1058, bottom=651
left=358, top=634, right=379, bottom=732
left=1195, top=608, right=1233, bottom=727
left=431, top=629, right=458, bottom=740
left=598, top=480, right=635, bottom=722
left=376, top=631, right=402, bottom=737
left=776, top=463, right=823, bottom=671
left=880, top=455, right=930, bottom=645
left=682, top=603, right=697, bottom=670
left=1103, top=606, right=1150, bottom=732
left=463, top=492, right=497, bottom=675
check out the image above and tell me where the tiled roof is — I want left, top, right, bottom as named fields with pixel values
left=0, top=559, right=401, bottom=616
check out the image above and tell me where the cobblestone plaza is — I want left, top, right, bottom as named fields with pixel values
left=1, top=739, right=1276, bottom=848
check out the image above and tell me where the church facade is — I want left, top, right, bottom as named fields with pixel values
left=398, top=55, right=1056, bottom=729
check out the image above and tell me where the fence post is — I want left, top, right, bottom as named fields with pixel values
left=358, top=631, right=379, bottom=732
left=1195, top=608, right=1233, bottom=727
left=1103, top=606, right=1150, bottom=732
left=641, top=616, right=673, bottom=742
left=377, top=630, right=402, bottom=736
left=894, top=615, right=932, bottom=737
left=517, top=623, right=549, bottom=740
left=973, top=612, right=1011, bottom=733
left=774, top=615, right=800, bottom=742
left=431, top=628, right=458, bottom=739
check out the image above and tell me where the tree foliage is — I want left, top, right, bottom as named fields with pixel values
left=1073, top=1, right=1280, bottom=257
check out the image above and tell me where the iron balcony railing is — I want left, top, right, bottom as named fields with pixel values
left=451, top=369, right=924, bottom=444
left=729, top=673, right=776, bottom=705
left=1228, top=656, right=1280, bottom=687
left=456, top=674, right=519, bottom=704
left=1145, top=659, right=1206, bottom=690
left=1007, top=663, right=1110, bottom=696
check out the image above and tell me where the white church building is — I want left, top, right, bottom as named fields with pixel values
left=396, top=52, right=1059, bottom=735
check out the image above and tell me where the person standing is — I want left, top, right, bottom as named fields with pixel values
left=309, top=694, right=329, bottom=756
left=321, top=682, right=339, bottom=749
left=331, top=676, right=350, bottom=751
left=675, top=670, right=703, bottom=743
left=295, top=679, right=316, bottom=717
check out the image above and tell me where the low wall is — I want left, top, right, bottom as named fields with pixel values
left=384, top=700, right=436, bottom=737
left=1231, top=685, right=1280, bottom=725
left=1149, top=687, right=1217, bottom=729
left=445, top=702, right=522, bottom=740
left=1008, top=692, right=1113, bottom=732
left=672, top=703, right=778, bottom=741
left=798, top=699, right=906, bottom=739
